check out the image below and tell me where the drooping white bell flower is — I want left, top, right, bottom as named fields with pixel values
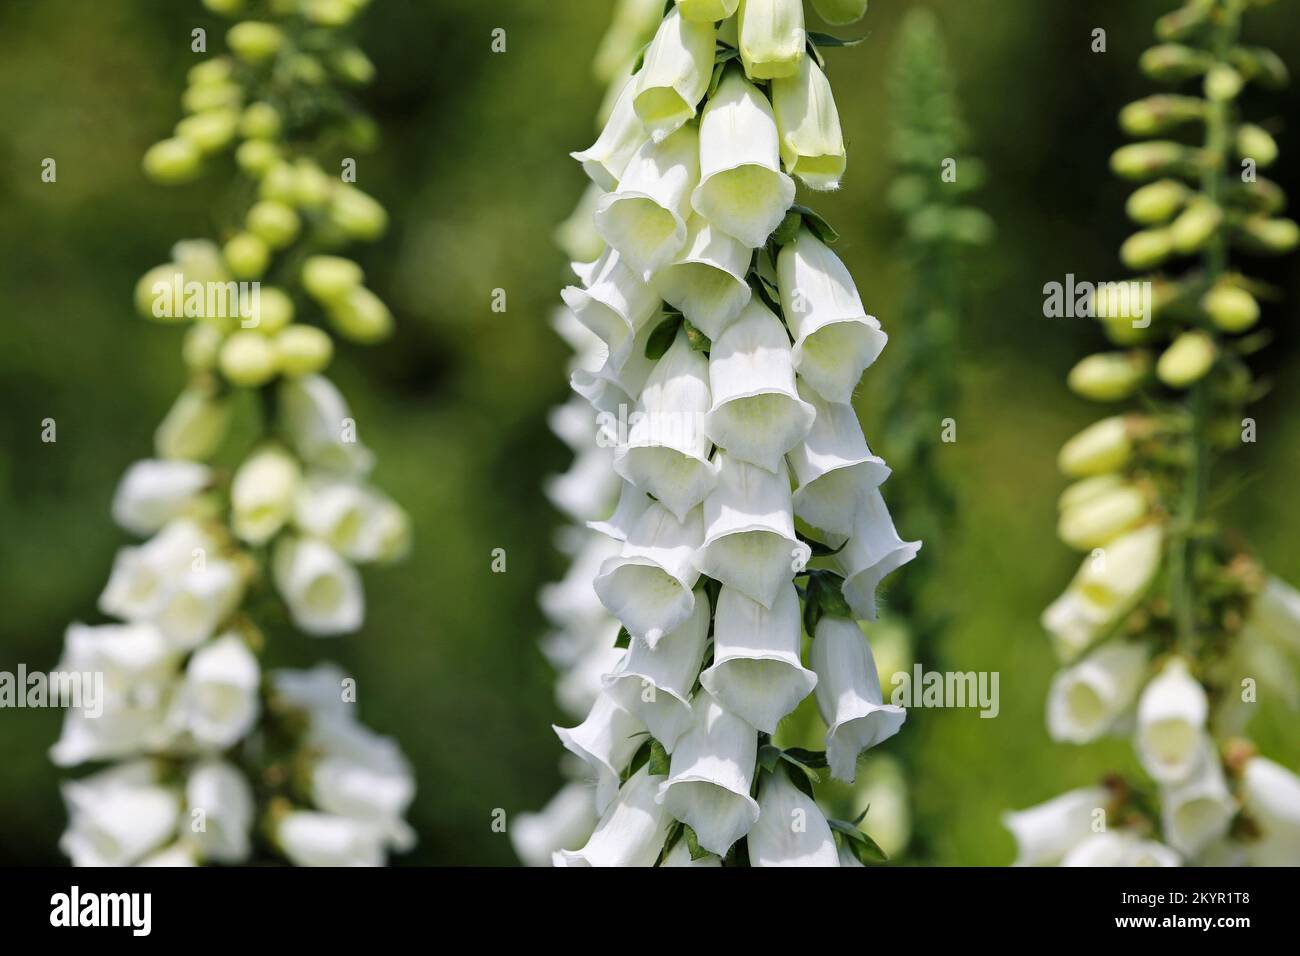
left=691, top=69, right=796, bottom=248
left=293, top=475, right=408, bottom=565
left=272, top=535, right=365, bottom=636
left=613, top=332, right=717, bottom=521
left=704, top=299, right=815, bottom=472
left=633, top=8, right=715, bottom=143
left=700, top=583, right=817, bottom=733
left=111, top=459, right=211, bottom=536
left=653, top=216, right=753, bottom=339
left=834, top=489, right=921, bottom=622
left=1160, top=748, right=1236, bottom=858
left=185, top=758, right=254, bottom=864
left=138, top=843, right=199, bottom=866
left=660, top=840, right=723, bottom=866
left=561, top=248, right=660, bottom=371
left=697, top=454, right=808, bottom=608
left=594, top=123, right=700, bottom=276
left=737, top=0, right=806, bottom=81
left=1135, top=656, right=1207, bottom=785
left=271, top=661, right=352, bottom=723
left=656, top=688, right=760, bottom=856
left=1046, top=640, right=1150, bottom=744
left=594, top=501, right=704, bottom=646
left=676, top=0, right=739, bottom=24
left=548, top=449, right=622, bottom=524
left=1241, top=755, right=1300, bottom=842
left=787, top=380, right=890, bottom=536
left=1001, top=786, right=1110, bottom=866
left=554, top=764, right=673, bottom=867
left=1060, top=830, right=1180, bottom=867
left=309, top=715, right=417, bottom=852
left=540, top=534, right=622, bottom=629
left=554, top=690, right=647, bottom=813
left=99, top=517, right=217, bottom=623
left=606, top=590, right=711, bottom=751
left=174, top=633, right=260, bottom=750
left=511, top=781, right=600, bottom=867
left=59, top=761, right=181, bottom=867
left=230, top=444, right=301, bottom=546
left=572, top=316, right=659, bottom=412
left=277, top=810, right=385, bottom=867
left=279, top=374, right=374, bottom=476
left=1244, top=576, right=1300, bottom=655
left=153, top=556, right=245, bottom=651
left=1125, top=839, right=1183, bottom=866
left=810, top=615, right=906, bottom=782
left=747, top=768, right=840, bottom=866
left=571, top=72, right=649, bottom=191
left=587, top=480, right=653, bottom=542
left=555, top=631, right=627, bottom=719
left=770, top=55, right=846, bottom=191
left=777, top=228, right=886, bottom=403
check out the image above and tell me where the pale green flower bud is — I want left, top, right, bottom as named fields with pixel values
left=1118, top=95, right=1204, bottom=136
left=1204, top=63, right=1244, bottom=101
left=187, top=58, right=234, bottom=87
left=239, top=102, right=282, bottom=140
left=246, top=200, right=300, bottom=249
left=219, top=330, right=280, bottom=387
left=329, top=185, right=388, bottom=241
left=294, top=160, right=334, bottom=209
left=302, top=255, right=364, bottom=303
left=1139, top=44, right=1212, bottom=82
left=329, top=287, right=393, bottom=343
left=181, top=82, right=242, bottom=114
left=1076, top=523, right=1164, bottom=613
left=176, top=109, right=240, bottom=154
left=771, top=55, right=845, bottom=191
left=1058, top=416, right=1137, bottom=477
left=1229, top=45, right=1289, bottom=89
left=1155, top=0, right=1213, bottom=41
left=143, top=138, right=202, bottom=184
left=1110, top=141, right=1189, bottom=180
left=183, top=323, right=225, bottom=371
left=222, top=232, right=271, bottom=280
left=1156, top=330, right=1216, bottom=388
left=1058, top=474, right=1126, bottom=514
left=810, top=0, right=869, bottom=25
left=1236, top=124, right=1278, bottom=167
left=1067, top=351, right=1151, bottom=402
left=1202, top=283, right=1260, bottom=333
left=135, top=264, right=180, bottom=320
left=258, top=161, right=299, bottom=203
left=330, top=47, right=376, bottom=85
left=303, top=0, right=358, bottom=27
left=253, top=287, right=295, bottom=334
left=1240, top=215, right=1300, bottom=253
left=1119, top=229, right=1172, bottom=270
left=1125, top=179, right=1190, bottom=224
left=1058, top=486, right=1149, bottom=550
left=156, top=387, right=231, bottom=460
left=235, top=140, right=281, bottom=177
left=1168, top=197, right=1221, bottom=254
left=227, top=22, right=284, bottom=64
left=287, top=54, right=328, bottom=86
left=274, top=325, right=334, bottom=377
left=738, top=0, right=805, bottom=81
left=201, top=0, right=245, bottom=15
left=677, top=0, right=739, bottom=22
left=231, top=445, right=301, bottom=545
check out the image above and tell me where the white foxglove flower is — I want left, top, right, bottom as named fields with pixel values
left=231, top=444, right=301, bottom=545
left=787, top=380, right=890, bottom=536
left=511, top=781, right=600, bottom=867
left=1126, top=839, right=1182, bottom=867
left=1135, top=656, right=1207, bottom=785
left=112, top=459, right=211, bottom=536
left=1061, top=831, right=1180, bottom=867
left=676, top=0, right=739, bottom=24
left=1047, top=640, right=1150, bottom=744
left=139, top=843, right=199, bottom=866
left=653, top=216, right=753, bottom=339
left=174, top=633, right=260, bottom=750
left=540, top=534, right=622, bottom=629
left=748, top=769, right=839, bottom=866
left=548, top=447, right=623, bottom=523
left=607, top=591, right=711, bottom=751
left=573, top=316, right=659, bottom=412
left=594, top=123, right=700, bottom=275
left=588, top=480, right=653, bottom=541
left=571, top=73, right=648, bottom=190
left=279, top=374, right=374, bottom=476
left=309, top=716, right=417, bottom=852
left=594, top=501, right=704, bottom=646
left=737, top=0, right=805, bottom=81
left=1001, top=786, right=1109, bottom=866
left=633, top=8, right=715, bottom=142
left=272, top=661, right=352, bottom=722
left=554, top=764, right=673, bottom=867
left=554, top=690, right=647, bottom=813
left=613, top=333, right=717, bottom=521
left=771, top=55, right=846, bottom=191
left=278, top=810, right=385, bottom=867
left=1161, top=749, right=1236, bottom=858
left=700, top=583, right=816, bottom=733
left=1245, top=576, right=1300, bottom=655
left=99, top=518, right=216, bottom=623
left=704, top=299, right=815, bottom=472
left=272, top=536, right=365, bottom=636
left=661, top=840, right=722, bottom=866
left=154, top=557, right=245, bottom=652
left=555, top=635, right=627, bottom=719
left=185, top=759, right=254, bottom=864
left=656, top=689, right=760, bottom=856
left=777, top=228, right=886, bottom=403
left=810, top=615, right=906, bottom=782
left=697, top=454, right=808, bottom=608
left=293, top=475, right=408, bottom=564
left=59, top=761, right=180, bottom=867
left=834, top=489, right=921, bottom=622
left=692, top=69, right=796, bottom=248
left=561, top=248, right=660, bottom=370
left=1239, top=756, right=1300, bottom=864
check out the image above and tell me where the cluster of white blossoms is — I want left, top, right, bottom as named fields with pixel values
left=1007, top=0, right=1300, bottom=867
left=53, top=0, right=416, bottom=867
left=519, top=0, right=916, bottom=867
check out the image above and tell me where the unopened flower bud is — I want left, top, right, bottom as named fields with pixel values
left=1118, top=95, right=1204, bottom=136
left=188, top=58, right=234, bottom=86
left=1110, top=141, right=1188, bottom=180
left=252, top=287, right=295, bottom=334
left=143, top=138, right=202, bottom=184
left=1168, top=198, right=1221, bottom=254
left=176, top=109, right=239, bottom=154
left=1058, top=474, right=1126, bottom=514
left=1058, top=416, right=1137, bottom=478
left=201, top=0, right=245, bottom=15
left=219, top=330, right=279, bottom=387
left=810, top=0, right=869, bottom=25
left=222, top=232, right=270, bottom=280
left=1204, top=63, right=1244, bottom=101
left=1126, top=179, right=1190, bottom=224
left=329, top=287, right=394, bottom=343
left=738, top=0, right=806, bottom=80
left=236, top=140, right=281, bottom=177
left=1156, top=330, right=1216, bottom=389
left=239, top=102, right=281, bottom=140
left=1240, top=215, right=1299, bottom=254
left=182, top=82, right=242, bottom=114
left=1202, top=283, right=1260, bottom=333
left=156, top=387, right=230, bottom=460
left=258, top=161, right=299, bottom=203
left=1058, top=485, right=1149, bottom=550
left=1120, top=229, right=1172, bottom=270
left=274, top=325, right=334, bottom=377
left=227, top=22, right=284, bottom=64
left=1139, top=44, right=1212, bottom=82
left=329, top=185, right=388, bottom=241
left=1235, top=124, right=1278, bottom=167
left=183, top=323, right=225, bottom=371
left=294, top=160, right=334, bottom=209
left=303, top=0, right=357, bottom=27
left=1155, top=0, right=1214, bottom=41
left=330, top=47, right=375, bottom=85
left=302, top=255, right=363, bottom=303
left=1067, top=351, right=1151, bottom=402
left=246, top=200, right=300, bottom=249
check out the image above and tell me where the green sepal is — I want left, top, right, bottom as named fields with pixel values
left=648, top=737, right=671, bottom=777
left=802, top=569, right=854, bottom=635
left=645, top=314, right=684, bottom=359
left=614, top=626, right=631, bottom=649
left=829, top=819, right=889, bottom=863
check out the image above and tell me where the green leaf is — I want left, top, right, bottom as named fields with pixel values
left=783, top=760, right=817, bottom=801
left=757, top=743, right=783, bottom=774
left=623, top=738, right=652, bottom=782
left=829, top=819, right=888, bottom=863
left=770, top=208, right=804, bottom=246
left=802, top=569, right=853, bottom=635
left=807, top=31, right=869, bottom=49
left=791, top=204, right=839, bottom=243
left=645, top=314, right=683, bottom=360
left=779, top=750, right=821, bottom=785
left=658, top=821, right=684, bottom=864
left=614, top=626, right=631, bottom=649
left=781, top=747, right=829, bottom=769
left=648, top=738, right=671, bottom=776
left=683, top=824, right=710, bottom=861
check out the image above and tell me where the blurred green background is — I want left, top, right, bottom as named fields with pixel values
left=2, top=0, right=1298, bottom=866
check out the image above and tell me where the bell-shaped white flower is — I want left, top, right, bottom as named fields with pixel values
left=99, top=517, right=217, bottom=624
left=174, top=633, right=260, bottom=750
left=811, top=615, right=906, bottom=782
left=547, top=447, right=623, bottom=524
left=111, top=459, right=211, bottom=536
left=277, top=810, right=385, bottom=867
left=554, top=690, right=647, bottom=813
left=633, top=8, right=715, bottom=142
left=272, top=536, right=365, bottom=636
left=139, top=843, right=199, bottom=866
left=777, top=228, right=886, bottom=402
left=59, top=761, right=180, bottom=867
left=834, top=489, right=921, bottom=622
left=185, top=759, right=254, bottom=864
left=511, top=781, right=600, bottom=867
left=294, top=475, right=409, bottom=565
left=697, top=454, right=809, bottom=607
left=561, top=248, right=660, bottom=370
left=588, top=480, right=653, bottom=542
left=607, top=590, right=711, bottom=751
left=1240, top=755, right=1300, bottom=864
left=594, top=123, right=700, bottom=276
left=271, top=661, right=352, bottom=722
left=279, top=374, right=374, bottom=476
left=656, top=689, right=760, bottom=856
left=676, top=0, right=739, bottom=24
left=554, top=764, right=673, bottom=867
left=1060, top=831, right=1180, bottom=867
left=572, top=315, right=659, bottom=412
left=613, top=332, right=717, bottom=521
left=748, top=768, right=839, bottom=866
left=1001, top=786, right=1109, bottom=866
left=153, top=556, right=245, bottom=651
left=737, top=0, right=805, bottom=81
left=571, top=72, right=648, bottom=190
left=1046, top=640, right=1150, bottom=744
left=700, top=583, right=817, bottom=733
left=1161, top=748, right=1236, bottom=858
left=1125, top=839, right=1183, bottom=867
left=704, top=299, right=815, bottom=472
left=594, top=501, right=704, bottom=646
left=787, top=380, right=890, bottom=536
left=540, top=534, right=621, bottom=629
left=309, top=716, right=417, bottom=852
left=660, top=840, right=723, bottom=866
left=653, top=216, right=753, bottom=339
left=555, top=628, right=627, bottom=719
left=770, top=55, right=846, bottom=190
left=691, top=70, right=796, bottom=248
left=1245, top=576, right=1300, bottom=655
left=1135, top=656, right=1207, bottom=785
left=231, top=444, right=301, bottom=545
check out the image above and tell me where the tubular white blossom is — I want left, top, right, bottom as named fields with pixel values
left=736, top=0, right=805, bottom=81
left=835, top=489, right=921, bottom=622
left=770, top=55, right=846, bottom=191
left=1135, top=656, right=1208, bottom=785
left=174, top=633, right=261, bottom=750
left=111, top=459, right=211, bottom=536
left=185, top=759, right=254, bottom=864
left=231, top=444, right=301, bottom=545
left=1046, top=640, right=1150, bottom=744
left=571, top=73, right=648, bottom=191
left=272, top=535, right=365, bottom=636
left=59, top=762, right=181, bottom=868
left=277, top=810, right=385, bottom=867
left=588, top=480, right=653, bottom=541
left=554, top=690, right=647, bottom=813
left=561, top=248, right=661, bottom=370
left=308, top=716, right=417, bottom=852
left=1160, top=747, right=1236, bottom=858
left=653, top=216, right=753, bottom=338
left=1240, top=756, right=1300, bottom=865
left=554, top=764, right=673, bottom=867
left=279, top=374, right=375, bottom=476
left=633, top=9, right=715, bottom=142
left=747, top=768, right=839, bottom=866
left=510, top=781, right=601, bottom=867
left=1001, top=786, right=1110, bottom=867
left=676, top=0, right=739, bottom=24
